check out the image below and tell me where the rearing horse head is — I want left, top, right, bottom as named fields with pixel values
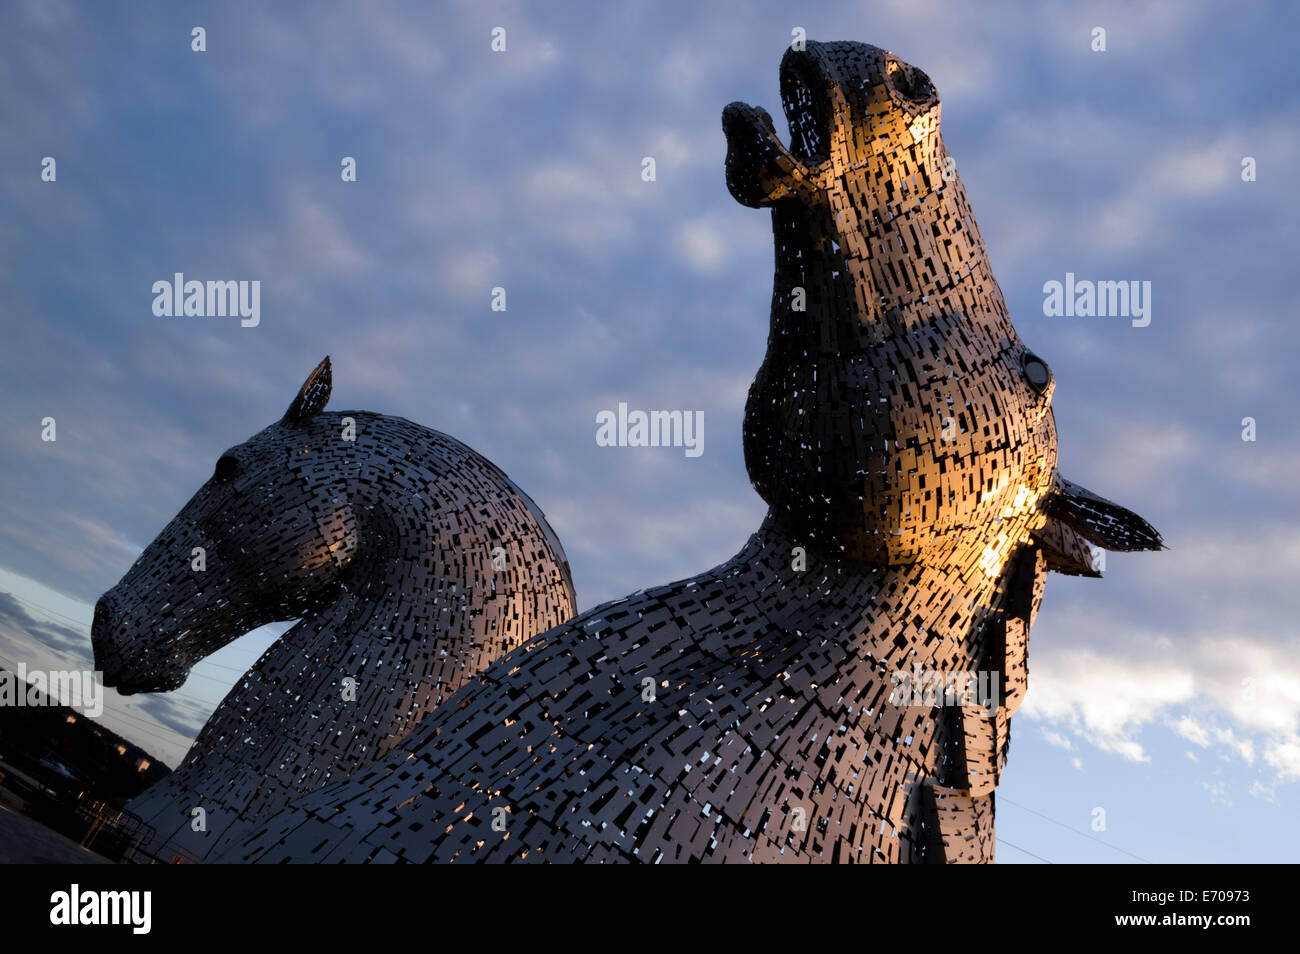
left=724, top=39, right=1162, bottom=570
left=92, top=358, right=355, bottom=694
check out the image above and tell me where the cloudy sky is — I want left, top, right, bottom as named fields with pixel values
left=1, top=0, right=1296, bottom=863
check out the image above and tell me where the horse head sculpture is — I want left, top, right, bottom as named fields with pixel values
left=94, top=358, right=576, bottom=859
left=93, top=359, right=355, bottom=694
left=725, top=40, right=1160, bottom=568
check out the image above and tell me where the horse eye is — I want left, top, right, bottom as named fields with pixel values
left=1021, top=352, right=1052, bottom=392
left=213, top=455, right=242, bottom=483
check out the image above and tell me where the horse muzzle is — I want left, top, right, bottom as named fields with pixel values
left=91, top=593, right=190, bottom=694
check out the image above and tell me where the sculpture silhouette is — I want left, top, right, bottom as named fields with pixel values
left=214, top=40, right=1162, bottom=864
left=92, top=358, right=576, bottom=860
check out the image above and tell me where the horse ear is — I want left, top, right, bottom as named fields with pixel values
left=283, top=356, right=331, bottom=426
left=1044, top=473, right=1164, bottom=553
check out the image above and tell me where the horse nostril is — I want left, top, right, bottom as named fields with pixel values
left=93, top=645, right=121, bottom=687
left=91, top=595, right=124, bottom=681
left=887, top=59, right=935, bottom=104
left=91, top=595, right=119, bottom=646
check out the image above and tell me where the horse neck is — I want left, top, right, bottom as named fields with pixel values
left=746, top=512, right=1009, bottom=674
left=287, top=487, right=425, bottom=646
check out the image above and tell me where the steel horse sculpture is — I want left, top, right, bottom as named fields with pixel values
left=92, top=357, right=576, bottom=860
left=215, top=41, right=1162, bottom=863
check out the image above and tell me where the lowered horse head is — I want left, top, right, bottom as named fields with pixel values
left=724, top=39, right=1162, bottom=570
left=92, top=358, right=357, bottom=694
left=97, top=356, right=576, bottom=859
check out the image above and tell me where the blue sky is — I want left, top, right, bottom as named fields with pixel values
left=1, top=0, right=1297, bottom=863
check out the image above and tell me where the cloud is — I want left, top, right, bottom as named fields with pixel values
left=1249, top=780, right=1278, bottom=804
left=438, top=247, right=501, bottom=301
left=1021, top=647, right=1193, bottom=762
left=0, top=590, right=90, bottom=657
left=1040, top=727, right=1075, bottom=751
left=675, top=219, right=728, bottom=274
left=1265, top=740, right=1300, bottom=783
left=1022, top=621, right=1300, bottom=787
left=1199, top=776, right=1232, bottom=808
left=1174, top=715, right=1211, bottom=748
